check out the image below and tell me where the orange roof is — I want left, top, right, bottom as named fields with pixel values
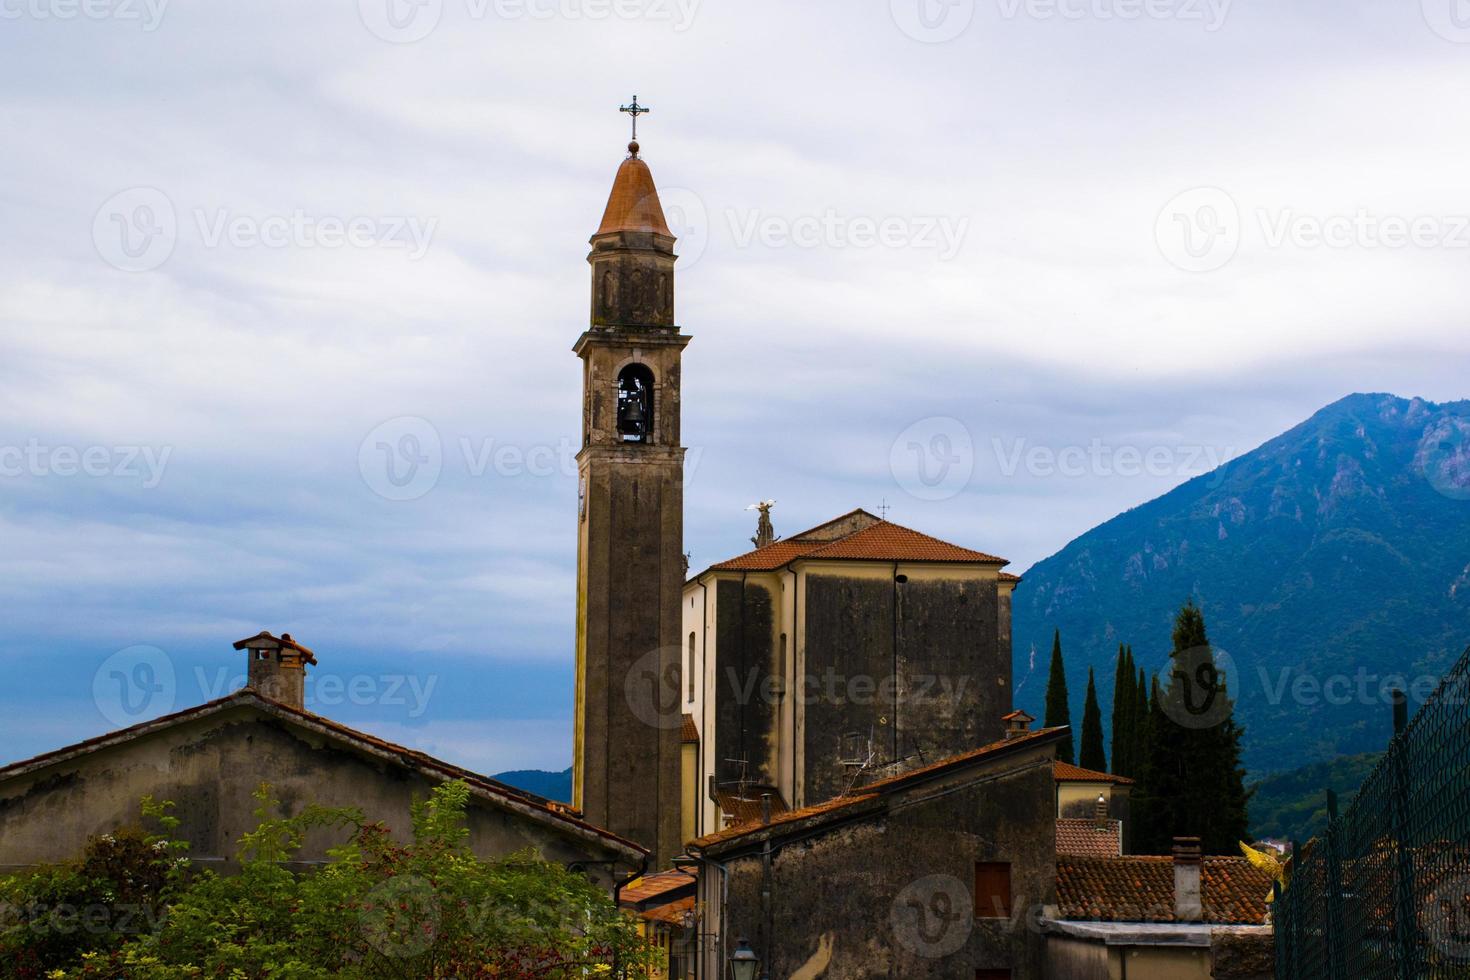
left=642, top=895, right=695, bottom=926
left=621, top=869, right=696, bottom=906
left=680, top=714, right=699, bottom=744
left=595, top=150, right=672, bottom=238
left=1056, top=818, right=1122, bottom=857
left=702, top=509, right=1008, bottom=575
left=1056, top=856, right=1272, bottom=925
left=714, top=786, right=789, bottom=826
left=691, top=726, right=1066, bottom=850
left=1055, top=761, right=1135, bottom=786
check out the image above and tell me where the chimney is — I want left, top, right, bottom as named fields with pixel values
left=761, top=792, right=772, bottom=826
left=1093, top=793, right=1109, bottom=829
left=1002, top=709, right=1035, bottom=739
left=233, top=631, right=317, bottom=711
left=1172, top=836, right=1203, bottom=921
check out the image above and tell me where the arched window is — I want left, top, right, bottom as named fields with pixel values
left=616, top=364, right=654, bottom=443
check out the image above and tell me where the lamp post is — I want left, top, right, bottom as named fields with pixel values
left=729, top=937, right=759, bottom=980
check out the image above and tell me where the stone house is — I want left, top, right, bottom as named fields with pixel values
left=686, top=725, right=1066, bottom=979
left=0, top=632, right=645, bottom=890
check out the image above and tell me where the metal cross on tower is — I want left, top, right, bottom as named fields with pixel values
left=620, top=95, right=650, bottom=141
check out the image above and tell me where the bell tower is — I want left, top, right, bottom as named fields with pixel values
left=572, top=130, right=688, bottom=869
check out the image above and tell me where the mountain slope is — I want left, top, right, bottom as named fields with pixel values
left=494, top=767, right=572, bottom=801
left=1013, top=393, right=1470, bottom=775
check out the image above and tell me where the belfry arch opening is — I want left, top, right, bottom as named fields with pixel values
left=616, top=364, right=655, bottom=443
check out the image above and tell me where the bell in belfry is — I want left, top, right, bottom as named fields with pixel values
left=616, top=367, right=652, bottom=442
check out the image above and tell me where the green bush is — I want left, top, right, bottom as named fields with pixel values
left=0, top=783, right=656, bottom=979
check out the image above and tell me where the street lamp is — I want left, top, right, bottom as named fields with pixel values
left=729, top=937, right=759, bottom=980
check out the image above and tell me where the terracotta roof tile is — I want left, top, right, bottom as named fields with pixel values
left=595, top=154, right=671, bottom=238
left=681, top=714, right=699, bottom=744
left=1056, top=818, right=1122, bottom=857
left=1056, top=856, right=1272, bottom=924
left=713, top=786, right=789, bottom=826
left=703, top=514, right=1007, bottom=574
left=642, top=895, right=696, bottom=925
left=1055, top=761, right=1136, bottom=786
left=621, top=869, right=696, bottom=905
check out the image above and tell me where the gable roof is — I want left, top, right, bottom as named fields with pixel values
left=1056, top=818, right=1123, bottom=857
left=1055, top=761, right=1136, bottom=786
left=690, top=727, right=1065, bottom=852
left=0, top=688, right=645, bottom=862
left=698, top=508, right=1009, bottom=576
left=1056, top=856, right=1272, bottom=925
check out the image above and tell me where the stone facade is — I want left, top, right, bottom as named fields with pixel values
left=690, top=727, right=1064, bottom=979
left=682, top=510, right=1020, bottom=838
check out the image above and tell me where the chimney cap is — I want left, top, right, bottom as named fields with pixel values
left=1172, top=836, right=1203, bottom=863
left=232, top=630, right=318, bottom=665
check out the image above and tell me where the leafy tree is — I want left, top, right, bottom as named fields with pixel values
left=4, top=782, right=657, bottom=979
left=1079, top=668, right=1106, bottom=771
left=1043, top=629, right=1074, bottom=764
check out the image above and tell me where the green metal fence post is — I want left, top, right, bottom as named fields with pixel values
left=1389, top=689, right=1419, bottom=980
left=1325, top=789, right=1346, bottom=980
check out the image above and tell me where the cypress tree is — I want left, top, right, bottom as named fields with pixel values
left=1110, top=645, right=1133, bottom=776
left=1079, top=667, right=1106, bottom=772
left=1142, top=600, right=1252, bottom=854
left=1134, top=665, right=1148, bottom=783
left=1043, top=629, right=1074, bottom=764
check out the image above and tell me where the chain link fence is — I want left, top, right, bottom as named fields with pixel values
left=1275, top=646, right=1470, bottom=979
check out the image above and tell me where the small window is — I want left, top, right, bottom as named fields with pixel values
left=616, top=364, right=654, bottom=443
left=975, top=862, right=1012, bottom=919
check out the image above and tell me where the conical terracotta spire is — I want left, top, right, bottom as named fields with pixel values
left=587, top=140, right=677, bottom=329
left=595, top=142, right=672, bottom=238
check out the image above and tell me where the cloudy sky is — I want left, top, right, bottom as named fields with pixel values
left=2, top=0, right=1468, bottom=776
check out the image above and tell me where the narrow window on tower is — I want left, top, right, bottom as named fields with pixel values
left=688, top=631, right=696, bottom=702
left=616, top=364, right=654, bottom=443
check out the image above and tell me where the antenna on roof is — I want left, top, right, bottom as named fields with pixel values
left=878, top=498, right=890, bottom=520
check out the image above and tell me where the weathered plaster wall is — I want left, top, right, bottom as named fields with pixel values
left=0, top=706, right=632, bottom=888
left=715, top=750, right=1057, bottom=979
left=800, top=567, right=1007, bottom=806
left=712, top=577, right=780, bottom=790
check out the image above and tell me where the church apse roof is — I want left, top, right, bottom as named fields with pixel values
left=696, top=508, right=1012, bottom=576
